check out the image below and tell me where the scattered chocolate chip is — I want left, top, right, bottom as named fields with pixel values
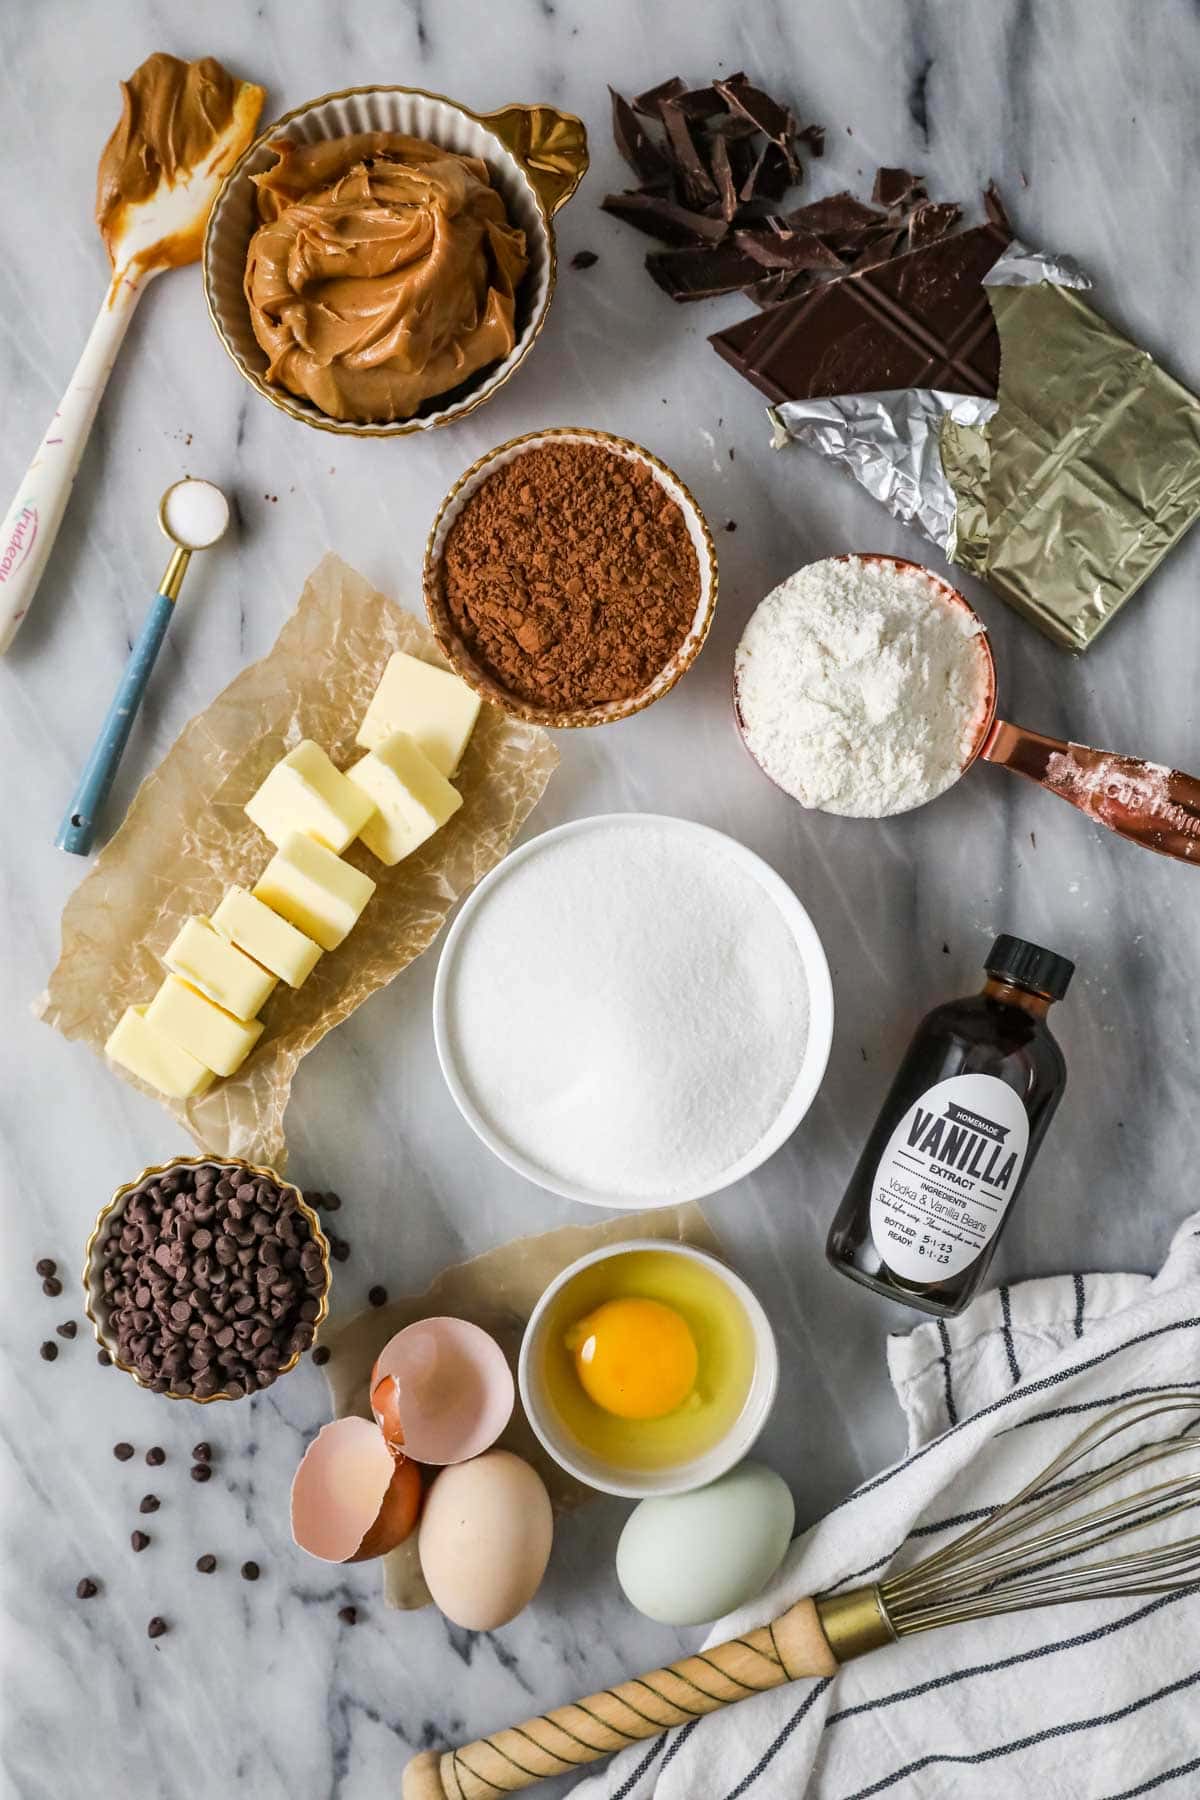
left=145, top=1447, right=165, bottom=1467
left=113, top=1442, right=135, bottom=1461
left=240, top=1561, right=260, bottom=1582
left=338, top=1605, right=358, bottom=1625
left=76, top=1577, right=99, bottom=1599
left=42, top=1276, right=63, bottom=1297
left=56, top=1320, right=78, bottom=1340
left=40, top=1341, right=58, bottom=1361
left=131, top=1530, right=151, bottom=1553
left=329, top=1236, right=351, bottom=1263
left=195, top=1553, right=217, bottom=1574
left=147, top=1616, right=168, bottom=1639
left=139, top=1494, right=160, bottom=1515
left=725, top=520, right=738, bottom=532
left=367, top=1286, right=388, bottom=1308
left=190, top=1463, right=212, bottom=1483
left=570, top=250, right=599, bottom=270
left=97, top=1348, right=113, bottom=1366
left=311, top=1346, right=331, bottom=1366
left=192, top=1442, right=212, bottom=1463
left=314, top=1190, right=341, bottom=1212
left=36, top=1258, right=57, bottom=1279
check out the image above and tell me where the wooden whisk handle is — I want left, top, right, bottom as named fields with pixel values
left=402, top=1596, right=840, bottom=1799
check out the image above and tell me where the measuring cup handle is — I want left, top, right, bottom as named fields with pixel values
left=56, top=589, right=176, bottom=857
left=980, top=721, right=1200, bottom=865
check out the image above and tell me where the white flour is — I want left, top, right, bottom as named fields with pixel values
left=444, top=819, right=811, bottom=1200
left=735, top=556, right=990, bottom=817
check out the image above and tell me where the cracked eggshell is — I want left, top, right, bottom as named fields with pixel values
left=291, top=1416, right=422, bottom=1563
left=418, top=1450, right=553, bottom=1630
left=370, top=1316, right=514, bottom=1466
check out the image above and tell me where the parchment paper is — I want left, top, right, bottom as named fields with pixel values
left=322, top=1202, right=722, bottom=1608
left=37, top=554, right=558, bottom=1166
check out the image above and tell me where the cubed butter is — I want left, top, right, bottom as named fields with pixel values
left=105, top=1005, right=214, bottom=1099
left=355, top=652, right=481, bottom=776
left=253, top=832, right=376, bottom=951
left=346, top=731, right=464, bottom=866
left=146, top=976, right=264, bottom=1078
left=245, top=740, right=376, bottom=852
left=211, top=886, right=322, bottom=988
left=163, top=916, right=276, bottom=1021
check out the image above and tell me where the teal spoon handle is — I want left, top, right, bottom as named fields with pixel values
left=56, top=589, right=176, bottom=856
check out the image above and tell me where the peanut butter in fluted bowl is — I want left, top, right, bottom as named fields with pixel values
left=243, top=133, right=530, bottom=424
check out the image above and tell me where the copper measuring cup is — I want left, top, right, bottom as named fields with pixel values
left=738, top=554, right=1200, bottom=862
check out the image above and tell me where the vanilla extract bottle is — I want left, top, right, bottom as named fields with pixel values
left=826, top=935, right=1073, bottom=1316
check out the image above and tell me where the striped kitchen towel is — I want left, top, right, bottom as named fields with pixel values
left=574, top=1210, right=1200, bottom=1800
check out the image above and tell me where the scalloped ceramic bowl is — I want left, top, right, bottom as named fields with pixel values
left=203, top=84, right=588, bottom=436
left=424, top=427, right=719, bottom=727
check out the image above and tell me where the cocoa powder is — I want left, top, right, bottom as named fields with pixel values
left=439, top=442, right=701, bottom=710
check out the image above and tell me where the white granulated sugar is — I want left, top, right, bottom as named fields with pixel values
left=445, top=820, right=810, bottom=1200
left=735, top=556, right=990, bottom=817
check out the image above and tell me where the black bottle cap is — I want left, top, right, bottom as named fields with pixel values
left=986, top=934, right=1074, bottom=1000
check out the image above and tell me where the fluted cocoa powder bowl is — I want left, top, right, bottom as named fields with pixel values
left=83, top=1156, right=330, bottom=1404
left=424, top=427, right=719, bottom=728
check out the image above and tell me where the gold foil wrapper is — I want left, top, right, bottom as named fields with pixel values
left=944, top=284, right=1200, bottom=650
left=322, top=1202, right=722, bottom=1608
left=37, top=553, right=557, bottom=1166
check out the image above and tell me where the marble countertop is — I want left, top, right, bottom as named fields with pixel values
left=3, top=2, right=1198, bottom=1795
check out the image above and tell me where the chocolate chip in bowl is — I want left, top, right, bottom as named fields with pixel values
left=83, top=1156, right=330, bottom=1402
left=424, top=428, right=718, bottom=728
left=203, top=85, right=588, bottom=436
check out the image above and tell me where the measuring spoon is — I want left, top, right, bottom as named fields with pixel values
left=56, top=478, right=229, bottom=856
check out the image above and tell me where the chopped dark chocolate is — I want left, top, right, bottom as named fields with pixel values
left=570, top=250, right=599, bottom=270
left=784, top=193, right=887, bottom=236
left=709, top=132, right=739, bottom=222
left=664, top=83, right=728, bottom=120
left=907, top=201, right=963, bottom=249
left=715, top=74, right=792, bottom=145
left=734, top=225, right=845, bottom=273
left=873, top=167, right=925, bottom=208
left=647, top=243, right=766, bottom=302
left=632, top=76, right=687, bottom=118
left=659, top=101, right=719, bottom=208
left=609, top=87, right=671, bottom=188
left=796, top=123, right=826, bottom=157
left=739, top=139, right=791, bottom=205
left=603, top=70, right=823, bottom=300
left=600, top=192, right=728, bottom=247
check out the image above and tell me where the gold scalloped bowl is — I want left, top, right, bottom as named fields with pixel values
left=424, top=428, right=719, bottom=728
left=83, top=1157, right=330, bottom=1404
left=202, top=85, right=588, bottom=436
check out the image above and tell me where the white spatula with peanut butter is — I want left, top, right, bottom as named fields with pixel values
left=0, top=53, right=263, bottom=653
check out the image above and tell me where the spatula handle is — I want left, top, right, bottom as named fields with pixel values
left=401, top=1595, right=837, bottom=1799
left=0, top=272, right=146, bottom=654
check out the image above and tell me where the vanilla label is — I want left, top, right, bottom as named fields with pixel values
left=869, top=1073, right=1029, bottom=1282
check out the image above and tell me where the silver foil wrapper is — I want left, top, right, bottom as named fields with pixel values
left=770, top=242, right=1090, bottom=562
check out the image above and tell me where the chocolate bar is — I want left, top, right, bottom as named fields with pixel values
left=710, top=220, right=1011, bottom=402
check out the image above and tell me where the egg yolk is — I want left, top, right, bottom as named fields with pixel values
left=565, top=1298, right=699, bottom=1420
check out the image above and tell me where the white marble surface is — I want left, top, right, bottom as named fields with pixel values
left=3, top=2, right=1199, bottom=1795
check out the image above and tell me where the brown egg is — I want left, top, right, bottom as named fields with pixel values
left=418, top=1450, right=552, bottom=1629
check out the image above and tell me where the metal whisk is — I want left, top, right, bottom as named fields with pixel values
left=404, top=1392, right=1200, bottom=1800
